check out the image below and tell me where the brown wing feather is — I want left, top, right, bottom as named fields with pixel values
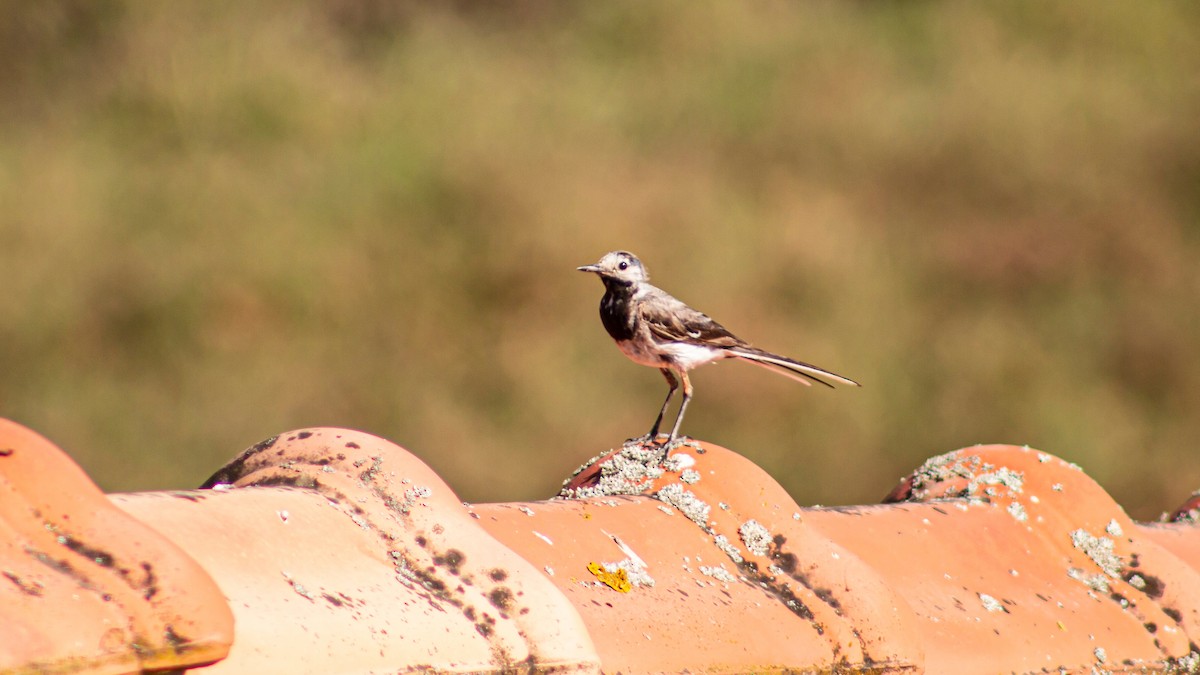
left=637, top=287, right=746, bottom=348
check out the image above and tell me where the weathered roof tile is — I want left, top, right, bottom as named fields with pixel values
left=3, top=419, right=1200, bottom=673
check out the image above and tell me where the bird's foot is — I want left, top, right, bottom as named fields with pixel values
left=622, top=434, right=678, bottom=459
left=625, top=432, right=662, bottom=447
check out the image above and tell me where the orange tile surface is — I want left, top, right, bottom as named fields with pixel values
left=2, top=418, right=1200, bottom=674
left=0, top=419, right=232, bottom=674
left=114, top=427, right=599, bottom=674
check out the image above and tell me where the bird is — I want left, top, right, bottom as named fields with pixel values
left=578, top=250, right=859, bottom=445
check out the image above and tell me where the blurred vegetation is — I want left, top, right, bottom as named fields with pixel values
left=2, top=1, right=1199, bottom=520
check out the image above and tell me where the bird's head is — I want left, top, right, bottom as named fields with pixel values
left=577, top=250, right=649, bottom=287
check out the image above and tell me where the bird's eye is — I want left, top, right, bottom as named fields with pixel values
left=618, top=261, right=629, bottom=270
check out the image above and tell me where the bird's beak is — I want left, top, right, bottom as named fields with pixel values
left=577, top=264, right=601, bottom=273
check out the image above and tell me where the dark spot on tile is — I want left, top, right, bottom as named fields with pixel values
left=346, top=442, right=360, bottom=449
left=1163, top=607, right=1182, bottom=623
left=488, top=587, right=514, bottom=612
left=322, top=593, right=344, bottom=607
left=489, top=568, right=507, bottom=582
left=1129, top=572, right=1164, bottom=599
left=2, top=571, right=43, bottom=596
left=141, top=562, right=159, bottom=600
left=0, top=448, right=14, bottom=457
left=415, top=536, right=427, bottom=547
left=433, top=549, right=465, bottom=575
left=199, top=435, right=279, bottom=487
left=463, top=606, right=476, bottom=621
left=164, top=625, right=190, bottom=653
left=298, top=431, right=313, bottom=439
left=249, top=474, right=322, bottom=490
left=1144, top=622, right=1157, bottom=633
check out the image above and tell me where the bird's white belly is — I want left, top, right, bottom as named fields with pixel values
left=616, top=339, right=722, bottom=371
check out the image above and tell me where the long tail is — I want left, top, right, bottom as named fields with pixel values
left=727, top=347, right=861, bottom=389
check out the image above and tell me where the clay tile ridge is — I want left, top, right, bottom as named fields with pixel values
left=2, top=418, right=1200, bottom=674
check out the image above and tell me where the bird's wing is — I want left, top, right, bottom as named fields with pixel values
left=637, top=287, right=746, bottom=348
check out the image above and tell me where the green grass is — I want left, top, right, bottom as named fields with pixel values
left=2, top=1, right=1199, bottom=519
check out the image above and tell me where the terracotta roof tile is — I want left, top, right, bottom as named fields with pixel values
left=0, top=419, right=232, bottom=673
left=115, top=427, right=599, bottom=674
left=3, top=418, right=1200, bottom=673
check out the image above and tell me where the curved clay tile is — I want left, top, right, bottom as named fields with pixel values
left=5, top=418, right=1200, bottom=673
left=869, top=444, right=1197, bottom=672
left=482, top=439, right=925, bottom=672
left=0, top=419, right=233, bottom=673
left=114, top=427, right=600, bottom=674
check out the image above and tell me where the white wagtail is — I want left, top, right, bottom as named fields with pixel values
left=578, top=250, right=859, bottom=445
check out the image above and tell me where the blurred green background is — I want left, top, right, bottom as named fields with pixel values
left=2, top=1, right=1199, bottom=520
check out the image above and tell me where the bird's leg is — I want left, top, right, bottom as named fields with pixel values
left=666, top=370, right=693, bottom=444
left=644, top=368, right=678, bottom=443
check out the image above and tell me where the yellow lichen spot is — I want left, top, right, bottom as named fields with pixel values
left=582, top=511, right=592, bottom=520
left=587, top=561, right=632, bottom=593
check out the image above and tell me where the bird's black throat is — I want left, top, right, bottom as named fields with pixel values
left=598, top=278, right=637, bottom=342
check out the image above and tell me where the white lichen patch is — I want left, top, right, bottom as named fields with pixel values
left=657, top=504, right=675, bottom=516
left=968, top=466, right=1025, bottom=497
left=662, top=452, right=695, bottom=472
left=1127, top=574, right=1147, bottom=590
left=601, top=558, right=655, bottom=588
left=906, top=453, right=982, bottom=499
left=1070, top=529, right=1124, bottom=579
left=1105, top=519, right=1124, bottom=537
left=1038, top=452, right=1052, bottom=463
left=1094, top=647, right=1107, bottom=664
left=713, top=534, right=744, bottom=564
left=905, top=453, right=1025, bottom=502
left=699, top=564, right=737, bottom=583
left=680, top=469, right=702, bottom=485
left=979, top=593, right=1007, bottom=613
left=1175, top=651, right=1200, bottom=672
left=739, top=519, right=772, bottom=557
left=518, top=506, right=535, bottom=516
left=559, top=443, right=666, bottom=499
left=1068, top=567, right=1112, bottom=594
left=544, top=565, right=555, bottom=577
left=395, top=486, right=432, bottom=514
left=1007, top=502, right=1028, bottom=523
left=655, top=483, right=711, bottom=529
left=1052, top=483, right=1064, bottom=492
